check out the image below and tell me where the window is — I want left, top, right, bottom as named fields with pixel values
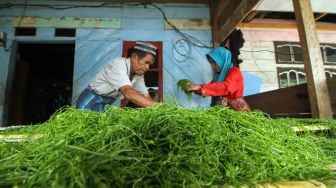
left=275, top=42, right=336, bottom=88
left=325, top=70, right=336, bottom=78
left=275, top=43, right=303, bottom=63
left=15, top=28, right=36, bottom=36
left=278, top=68, right=336, bottom=88
left=121, top=41, right=163, bottom=107
left=321, top=44, right=336, bottom=64
left=275, top=42, right=336, bottom=64
left=278, top=68, right=306, bottom=88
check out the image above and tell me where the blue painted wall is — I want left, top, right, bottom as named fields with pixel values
left=0, top=0, right=261, bottom=125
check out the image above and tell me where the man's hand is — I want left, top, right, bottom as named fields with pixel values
left=119, top=85, right=156, bottom=107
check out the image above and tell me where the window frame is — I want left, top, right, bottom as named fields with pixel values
left=277, top=67, right=336, bottom=88
left=321, top=43, right=336, bottom=65
left=274, top=41, right=336, bottom=65
left=274, top=41, right=304, bottom=64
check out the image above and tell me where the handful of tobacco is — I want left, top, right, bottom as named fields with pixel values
left=177, top=79, right=192, bottom=98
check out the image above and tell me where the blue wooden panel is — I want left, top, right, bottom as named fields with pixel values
left=0, top=42, right=12, bottom=102
left=122, top=19, right=163, bottom=30
left=0, top=18, right=15, bottom=40
left=162, top=38, right=213, bottom=108
left=76, top=29, right=121, bottom=41
left=122, top=30, right=164, bottom=41
left=0, top=17, right=13, bottom=27
left=74, top=41, right=121, bottom=79
left=36, top=28, right=55, bottom=39
left=164, top=30, right=212, bottom=44
left=0, top=28, right=15, bottom=41
left=164, top=5, right=210, bottom=19
left=243, top=72, right=262, bottom=96
left=0, top=40, right=15, bottom=125
left=121, top=4, right=163, bottom=19
left=0, top=60, right=9, bottom=106
left=74, top=28, right=123, bottom=102
left=73, top=37, right=123, bottom=103
left=165, top=3, right=209, bottom=7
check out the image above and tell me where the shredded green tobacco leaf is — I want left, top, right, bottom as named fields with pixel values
left=0, top=104, right=335, bottom=187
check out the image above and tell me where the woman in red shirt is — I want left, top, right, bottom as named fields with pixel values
left=187, top=47, right=250, bottom=111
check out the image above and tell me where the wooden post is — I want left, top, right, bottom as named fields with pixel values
left=292, top=0, right=333, bottom=119
left=209, top=1, right=219, bottom=47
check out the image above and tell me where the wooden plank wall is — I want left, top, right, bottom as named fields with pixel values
left=0, top=17, right=15, bottom=126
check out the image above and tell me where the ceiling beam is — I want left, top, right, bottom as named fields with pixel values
left=212, top=0, right=261, bottom=46
left=293, top=0, right=333, bottom=119
left=238, top=19, right=336, bottom=31
left=315, top=12, right=328, bottom=21
left=214, top=0, right=231, bottom=18
left=243, top=10, right=258, bottom=22
left=210, top=1, right=219, bottom=47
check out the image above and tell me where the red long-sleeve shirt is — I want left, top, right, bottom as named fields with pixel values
left=196, top=67, right=244, bottom=99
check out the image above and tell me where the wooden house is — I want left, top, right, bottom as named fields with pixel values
left=0, top=0, right=334, bottom=126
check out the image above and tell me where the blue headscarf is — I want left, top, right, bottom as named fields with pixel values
left=206, top=47, right=233, bottom=83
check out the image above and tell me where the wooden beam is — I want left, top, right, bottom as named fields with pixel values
left=292, top=125, right=330, bottom=132
left=243, top=10, right=258, bottom=23
left=215, top=0, right=261, bottom=45
left=214, top=0, right=231, bottom=18
left=164, top=19, right=210, bottom=30
left=292, top=0, right=333, bottom=119
left=13, top=16, right=121, bottom=29
left=255, top=180, right=331, bottom=188
left=244, top=83, right=311, bottom=118
left=210, top=0, right=235, bottom=47
left=210, top=0, right=219, bottom=47
left=216, top=0, right=241, bottom=42
left=238, top=19, right=336, bottom=31
left=258, top=12, right=269, bottom=19
left=0, top=134, right=43, bottom=142
left=315, top=13, right=328, bottom=21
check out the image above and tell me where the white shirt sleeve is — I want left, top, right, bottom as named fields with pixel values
left=90, top=57, right=131, bottom=97
left=105, top=59, right=131, bottom=90
left=132, top=75, right=149, bottom=95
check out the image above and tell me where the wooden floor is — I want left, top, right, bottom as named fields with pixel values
left=218, top=180, right=336, bottom=188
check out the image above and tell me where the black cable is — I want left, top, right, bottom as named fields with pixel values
left=146, top=3, right=212, bottom=49
left=172, top=38, right=192, bottom=62
left=143, top=3, right=212, bottom=62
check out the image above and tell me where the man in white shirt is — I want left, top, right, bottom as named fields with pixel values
left=76, top=41, right=157, bottom=112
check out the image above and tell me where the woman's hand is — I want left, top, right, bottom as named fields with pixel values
left=187, top=82, right=201, bottom=91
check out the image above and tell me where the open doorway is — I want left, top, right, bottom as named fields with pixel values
left=8, top=43, right=74, bottom=125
